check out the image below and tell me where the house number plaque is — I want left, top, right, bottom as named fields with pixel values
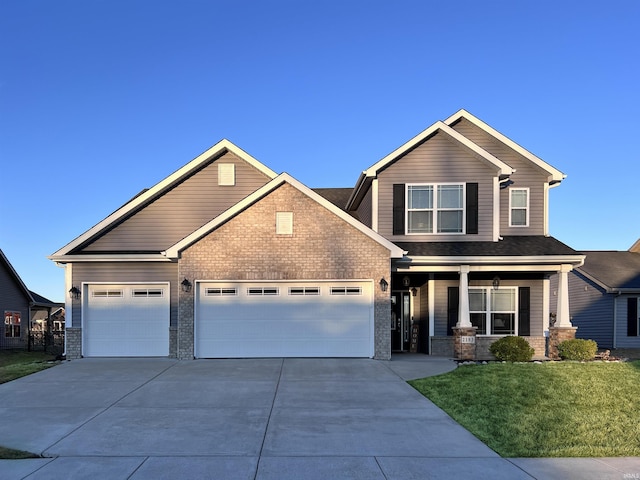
left=460, top=336, right=476, bottom=344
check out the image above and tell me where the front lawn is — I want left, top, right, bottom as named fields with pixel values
left=0, top=350, right=58, bottom=385
left=409, top=361, right=640, bottom=457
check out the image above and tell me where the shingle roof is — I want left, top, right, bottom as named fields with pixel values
left=396, top=236, right=580, bottom=257
left=312, top=188, right=352, bottom=210
left=577, top=251, right=640, bottom=290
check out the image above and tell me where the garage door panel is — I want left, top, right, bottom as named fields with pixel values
left=84, top=284, right=170, bottom=357
left=196, top=281, right=372, bottom=358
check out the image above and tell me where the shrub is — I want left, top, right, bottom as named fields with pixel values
left=557, top=338, right=597, bottom=361
left=489, top=336, right=535, bottom=362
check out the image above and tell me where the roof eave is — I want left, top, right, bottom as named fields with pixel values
left=401, top=254, right=586, bottom=266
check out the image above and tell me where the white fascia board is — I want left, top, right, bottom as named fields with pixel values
left=50, top=139, right=277, bottom=258
left=401, top=254, right=585, bottom=267
left=362, top=121, right=513, bottom=179
left=397, top=264, right=570, bottom=273
left=444, top=109, right=566, bottom=183
left=165, top=173, right=406, bottom=259
left=48, top=254, right=172, bottom=263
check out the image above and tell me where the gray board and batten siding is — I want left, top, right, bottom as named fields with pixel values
left=82, top=151, right=272, bottom=253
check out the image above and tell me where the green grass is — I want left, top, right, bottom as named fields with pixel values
left=0, top=350, right=58, bottom=385
left=409, top=361, right=640, bottom=457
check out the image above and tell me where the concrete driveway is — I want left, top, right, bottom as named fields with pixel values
left=0, top=357, right=637, bottom=479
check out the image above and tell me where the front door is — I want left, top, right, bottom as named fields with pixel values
left=391, top=291, right=411, bottom=352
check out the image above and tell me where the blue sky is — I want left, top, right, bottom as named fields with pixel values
left=1, top=1, right=639, bottom=302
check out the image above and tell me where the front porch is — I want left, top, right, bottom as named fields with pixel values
left=388, top=261, right=579, bottom=361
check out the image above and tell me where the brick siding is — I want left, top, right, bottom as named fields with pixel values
left=178, top=183, right=392, bottom=359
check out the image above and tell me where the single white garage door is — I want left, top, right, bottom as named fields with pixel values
left=83, top=284, right=170, bottom=357
left=195, top=281, right=373, bottom=358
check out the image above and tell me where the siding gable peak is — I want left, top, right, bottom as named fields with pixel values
left=444, top=109, right=566, bottom=183
left=50, top=140, right=278, bottom=260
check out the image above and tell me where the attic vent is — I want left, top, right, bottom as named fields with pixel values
left=218, top=163, right=235, bottom=186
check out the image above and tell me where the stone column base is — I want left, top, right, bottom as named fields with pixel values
left=548, top=326, right=577, bottom=360
left=452, top=326, right=477, bottom=361
left=65, top=327, right=82, bottom=360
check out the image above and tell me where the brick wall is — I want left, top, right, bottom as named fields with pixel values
left=476, top=336, right=547, bottom=360
left=178, top=183, right=392, bottom=359
left=65, top=327, right=82, bottom=359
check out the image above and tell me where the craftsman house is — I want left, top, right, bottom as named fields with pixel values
left=50, top=110, right=584, bottom=360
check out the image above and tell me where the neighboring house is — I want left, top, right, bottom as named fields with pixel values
left=558, top=246, right=640, bottom=349
left=1, top=249, right=61, bottom=350
left=50, top=110, right=584, bottom=360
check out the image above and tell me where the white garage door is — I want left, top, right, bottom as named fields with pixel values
left=83, top=284, right=170, bottom=357
left=195, top=281, right=373, bottom=358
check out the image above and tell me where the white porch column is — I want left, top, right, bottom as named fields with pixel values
left=555, top=264, right=572, bottom=327
left=457, top=265, right=472, bottom=327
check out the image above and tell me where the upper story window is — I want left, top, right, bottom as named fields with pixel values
left=407, top=183, right=464, bottom=234
left=509, top=188, right=529, bottom=227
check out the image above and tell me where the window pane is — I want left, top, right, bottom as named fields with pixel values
left=437, top=211, right=463, bottom=233
left=491, top=290, right=515, bottom=311
left=511, top=189, right=527, bottom=208
left=408, top=211, right=433, bottom=233
left=511, top=209, right=527, bottom=226
left=408, top=186, right=432, bottom=209
left=438, top=185, right=463, bottom=208
left=470, top=313, right=487, bottom=335
left=492, top=313, right=515, bottom=335
left=469, top=290, right=486, bottom=311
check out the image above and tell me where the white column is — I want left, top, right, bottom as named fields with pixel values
left=64, top=263, right=73, bottom=356
left=457, top=265, right=472, bottom=327
left=542, top=275, right=550, bottom=335
left=555, top=264, right=572, bottom=327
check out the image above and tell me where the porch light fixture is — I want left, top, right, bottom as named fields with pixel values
left=69, top=286, right=81, bottom=300
left=379, top=278, right=388, bottom=292
left=492, top=276, right=500, bottom=290
left=181, top=278, right=192, bottom=293
left=411, top=287, right=417, bottom=297
left=402, top=276, right=410, bottom=287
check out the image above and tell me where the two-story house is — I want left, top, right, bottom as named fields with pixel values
left=50, top=110, right=584, bottom=360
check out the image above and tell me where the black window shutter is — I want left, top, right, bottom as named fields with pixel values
left=393, top=184, right=405, bottom=235
left=628, top=298, right=638, bottom=337
left=518, top=287, right=530, bottom=336
left=447, top=286, right=459, bottom=336
left=466, top=183, right=478, bottom=234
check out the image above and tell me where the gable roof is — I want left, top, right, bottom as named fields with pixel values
left=1, top=249, right=59, bottom=307
left=50, top=140, right=278, bottom=260
left=575, top=251, right=640, bottom=292
left=164, top=173, right=405, bottom=259
left=346, top=118, right=514, bottom=211
left=444, top=109, right=566, bottom=183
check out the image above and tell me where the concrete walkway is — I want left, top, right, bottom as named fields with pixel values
left=0, top=356, right=637, bottom=479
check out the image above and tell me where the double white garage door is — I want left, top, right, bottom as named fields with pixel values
left=83, top=281, right=373, bottom=358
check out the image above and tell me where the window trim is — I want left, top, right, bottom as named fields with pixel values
left=205, top=287, right=238, bottom=297
left=4, top=311, right=21, bottom=338
left=468, top=286, right=518, bottom=336
left=247, top=287, right=279, bottom=296
left=330, top=286, right=362, bottom=296
left=288, top=287, right=320, bottom=296
left=406, top=183, right=466, bottom=235
left=509, top=187, right=529, bottom=227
